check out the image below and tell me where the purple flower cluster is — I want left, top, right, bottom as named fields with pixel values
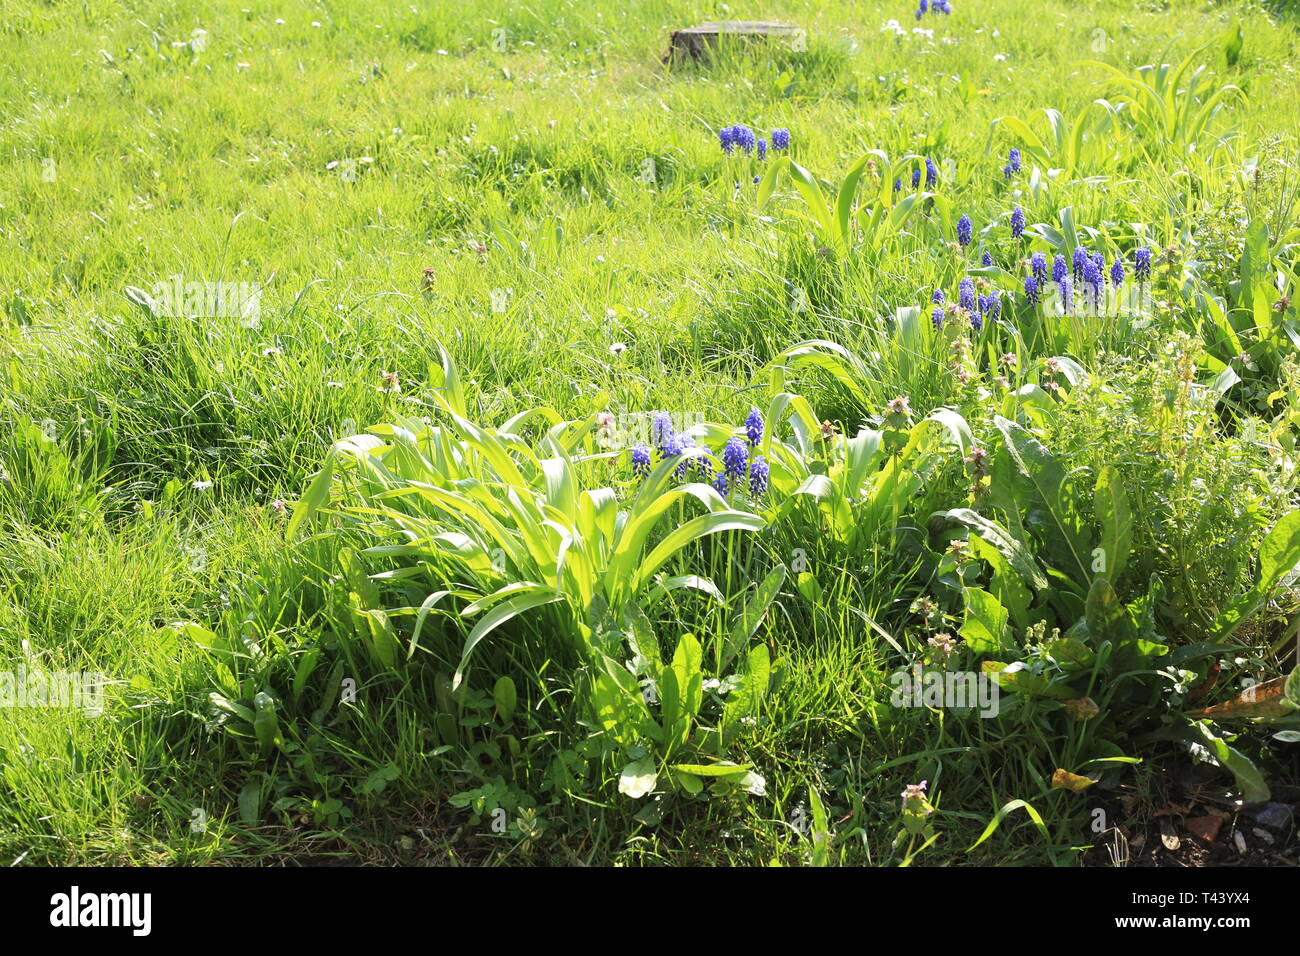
left=1024, top=247, right=1136, bottom=311
left=1010, top=205, right=1025, bottom=239
left=958, top=277, right=976, bottom=312
left=1082, top=255, right=1104, bottom=311
left=1031, top=252, right=1048, bottom=284
left=932, top=277, right=995, bottom=333
left=720, top=125, right=757, bottom=155
left=916, top=0, right=953, bottom=17
left=956, top=214, right=972, bottom=247
left=1072, top=245, right=1089, bottom=283
left=631, top=409, right=771, bottom=497
left=1134, top=246, right=1152, bottom=281
left=909, top=157, right=940, bottom=190
left=979, top=292, right=1002, bottom=322
left=721, top=126, right=789, bottom=157
left=1024, top=275, right=1041, bottom=305
left=1002, top=147, right=1021, bottom=179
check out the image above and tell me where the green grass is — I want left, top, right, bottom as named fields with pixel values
left=2, top=0, right=1299, bottom=866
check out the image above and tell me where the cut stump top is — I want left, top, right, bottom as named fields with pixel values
left=669, top=21, right=802, bottom=59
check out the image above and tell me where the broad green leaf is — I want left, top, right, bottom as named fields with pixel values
left=724, top=565, right=786, bottom=670
left=1191, top=722, right=1270, bottom=804
left=940, top=508, right=1048, bottom=590
left=493, top=676, right=517, bottom=723
left=453, top=589, right=563, bottom=689
left=961, top=588, right=1011, bottom=655
left=287, top=452, right=335, bottom=539
left=1093, top=466, right=1131, bottom=581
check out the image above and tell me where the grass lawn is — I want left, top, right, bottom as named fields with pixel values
left=1, top=0, right=1299, bottom=866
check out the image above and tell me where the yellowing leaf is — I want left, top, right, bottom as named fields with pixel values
left=1050, top=768, right=1096, bottom=792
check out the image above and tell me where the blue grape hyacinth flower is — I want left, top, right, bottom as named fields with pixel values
left=925, top=158, right=938, bottom=187
left=667, top=433, right=695, bottom=479
left=1052, top=253, right=1068, bottom=283
left=745, top=407, right=764, bottom=447
left=985, top=292, right=1002, bottom=321
left=756, top=138, right=767, bottom=161
left=1072, top=245, right=1088, bottom=282
left=959, top=277, right=976, bottom=312
left=1110, top=257, right=1124, bottom=287
left=932, top=288, right=946, bottom=304
left=931, top=304, right=945, bottom=329
left=1024, top=275, right=1040, bottom=305
left=1134, top=246, right=1152, bottom=281
left=1008, top=147, right=1021, bottom=174
left=771, top=128, right=790, bottom=151
left=1031, top=251, right=1048, bottom=284
left=956, top=215, right=972, bottom=246
left=1083, top=258, right=1103, bottom=310
left=631, top=443, right=652, bottom=478
left=722, top=436, right=748, bottom=480
left=651, top=411, right=673, bottom=454
left=1059, top=274, right=1074, bottom=314
left=748, top=456, right=769, bottom=496
left=982, top=251, right=994, bottom=267
left=733, top=125, right=756, bottom=155
left=1010, top=205, right=1025, bottom=239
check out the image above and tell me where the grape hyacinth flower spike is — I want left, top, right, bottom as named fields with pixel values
left=958, top=277, right=976, bottom=312
left=631, top=443, right=652, bottom=478
left=1072, top=245, right=1088, bottom=282
left=956, top=215, right=972, bottom=246
left=1031, top=251, right=1048, bottom=284
left=651, top=411, right=674, bottom=455
left=1134, top=246, right=1152, bottom=282
left=1024, top=275, right=1040, bottom=305
left=722, top=436, right=748, bottom=480
left=745, top=407, right=764, bottom=447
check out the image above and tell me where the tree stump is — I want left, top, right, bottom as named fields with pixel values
left=669, top=21, right=804, bottom=61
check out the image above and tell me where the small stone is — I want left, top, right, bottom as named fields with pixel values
left=1232, top=829, right=1248, bottom=854
left=1252, top=827, right=1274, bottom=845
left=1185, top=815, right=1222, bottom=843
left=1249, top=802, right=1293, bottom=829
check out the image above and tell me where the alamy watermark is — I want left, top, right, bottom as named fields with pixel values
left=149, top=277, right=262, bottom=325
left=0, top=666, right=107, bottom=716
left=594, top=410, right=706, bottom=451
left=889, top=663, right=1000, bottom=717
